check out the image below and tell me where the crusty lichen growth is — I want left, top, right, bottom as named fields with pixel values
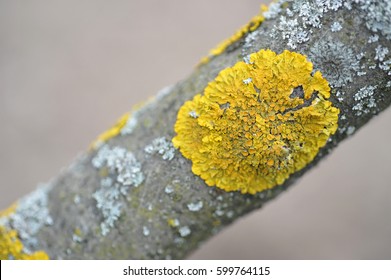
left=91, top=112, right=130, bottom=149
left=0, top=205, right=49, bottom=260
left=200, top=5, right=267, bottom=64
left=92, top=145, right=144, bottom=236
left=173, top=49, right=339, bottom=194
left=0, top=226, right=49, bottom=260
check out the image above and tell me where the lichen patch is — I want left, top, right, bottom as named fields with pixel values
left=0, top=184, right=52, bottom=260
left=144, top=137, right=176, bottom=161
left=173, top=49, right=339, bottom=194
left=92, top=145, right=144, bottom=235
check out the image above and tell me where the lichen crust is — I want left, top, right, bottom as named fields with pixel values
left=173, top=49, right=339, bottom=194
left=200, top=5, right=267, bottom=64
left=0, top=204, right=49, bottom=260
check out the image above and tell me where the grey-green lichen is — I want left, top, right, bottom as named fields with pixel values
left=178, top=226, right=191, bottom=237
left=308, top=39, right=360, bottom=88
left=92, top=145, right=144, bottom=235
left=358, top=0, right=391, bottom=40
left=331, top=21, right=343, bottom=32
left=1, top=183, right=53, bottom=257
left=352, top=85, right=378, bottom=116
left=187, top=201, right=203, bottom=212
left=263, top=0, right=390, bottom=48
left=144, top=137, right=176, bottom=161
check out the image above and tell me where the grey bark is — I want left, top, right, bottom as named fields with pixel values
left=2, top=0, right=391, bottom=259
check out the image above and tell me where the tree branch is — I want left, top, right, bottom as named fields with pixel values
left=1, top=0, right=390, bottom=259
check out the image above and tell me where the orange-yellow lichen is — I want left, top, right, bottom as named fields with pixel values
left=200, top=5, right=267, bottom=64
left=0, top=226, right=49, bottom=260
left=0, top=204, right=49, bottom=260
left=173, top=49, right=339, bottom=194
left=90, top=112, right=130, bottom=149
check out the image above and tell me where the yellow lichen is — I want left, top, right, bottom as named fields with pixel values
left=173, top=49, right=339, bottom=194
left=200, top=5, right=267, bottom=64
left=90, top=112, right=130, bottom=150
left=0, top=226, right=49, bottom=260
left=0, top=204, right=49, bottom=260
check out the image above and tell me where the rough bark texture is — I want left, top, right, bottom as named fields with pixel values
left=1, top=0, right=390, bottom=259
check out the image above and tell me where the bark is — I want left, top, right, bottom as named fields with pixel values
left=1, top=0, right=391, bottom=259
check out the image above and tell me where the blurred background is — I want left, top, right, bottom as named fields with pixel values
left=1, top=0, right=391, bottom=259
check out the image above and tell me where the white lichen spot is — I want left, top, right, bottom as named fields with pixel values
left=352, top=85, right=378, bottom=116
left=387, top=81, right=391, bottom=88
left=143, top=226, right=150, bottom=236
left=368, top=34, right=379, bottom=43
left=356, top=52, right=366, bottom=60
left=179, top=226, right=191, bottom=237
left=243, top=78, right=252, bottom=85
left=2, top=183, right=53, bottom=253
left=72, top=233, right=82, bottom=243
left=379, top=59, right=391, bottom=71
left=336, top=90, right=345, bottom=102
left=243, top=31, right=259, bottom=53
left=243, top=55, right=252, bottom=64
left=93, top=187, right=122, bottom=236
left=375, top=45, right=389, bottom=62
left=357, top=71, right=367, bottom=76
left=344, top=1, right=352, bottom=10
left=174, top=237, right=184, bottom=244
left=277, top=16, right=309, bottom=49
left=286, top=8, right=294, bottom=17
left=354, top=85, right=377, bottom=101
left=331, top=21, right=342, bottom=32
left=215, top=209, right=225, bottom=217
left=187, top=201, right=203, bottom=212
left=164, top=185, right=174, bottom=194
left=327, top=0, right=344, bottom=11
left=144, top=137, right=175, bottom=161
left=226, top=211, right=234, bottom=219
left=93, top=145, right=144, bottom=187
left=189, top=110, right=199, bottom=119
left=264, top=1, right=282, bottom=19
left=295, top=2, right=323, bottom=28
left=73, top=195, right=81, bottom=204
left=346, top=126, right=356, bottom=135
left=101, top=177, right=113, bottom=187
left=92, top=145, right=144, bottom=235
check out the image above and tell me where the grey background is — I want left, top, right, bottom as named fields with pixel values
left=1, top=0, right=390, bottom=259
